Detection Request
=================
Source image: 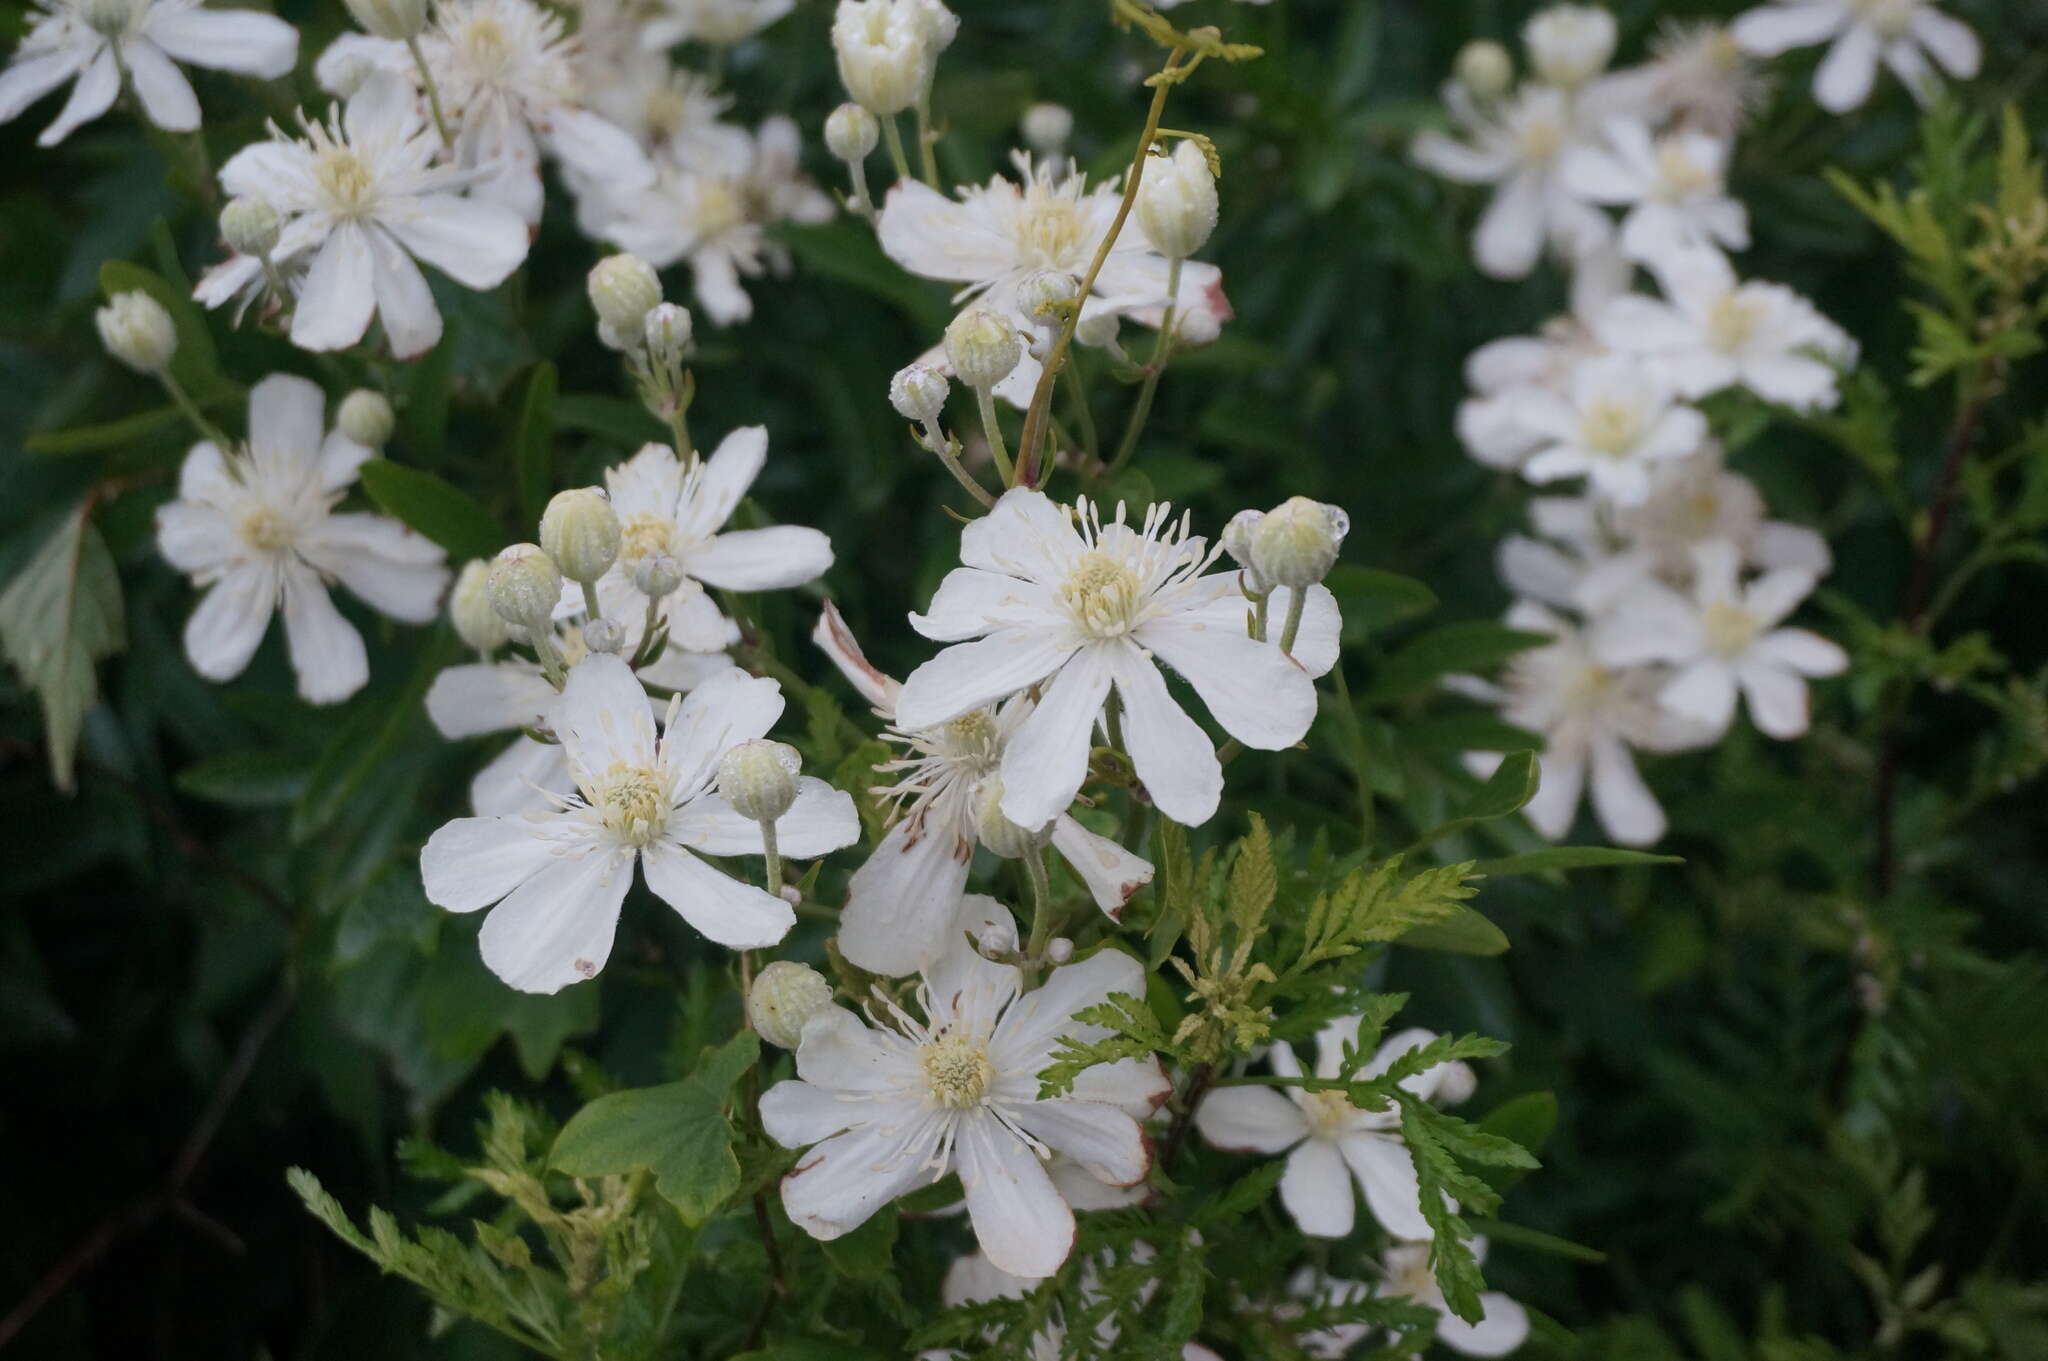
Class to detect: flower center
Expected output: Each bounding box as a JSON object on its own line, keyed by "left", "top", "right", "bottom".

{"left": 1706, "top": 292, "right": 1765, "bottom": 352}
{"left": 314, "top": 148, "right": 376, "bottom": 217}
{"left": 456, "top": 14, "right": 515, "bottom": 79}
{"left": 1518, "top": 115, "right": 1565, "bottom": 164}
{"left": 1685, "top": 490, "right": 1723, "bottom": 535}
{"left": 1856, "top": 0, "right": 1916, "bottom": 39}
{"left": 1581, "top": 398, "right": 1644, "bottom": 457}
{"left": 620, "top": 513, "right": 679, "bottom": 565}
{"left": 78, "top": 0, "right": 136, "bottom": 36}
{"left": 692, "top": 179, "right": 746, "bottom": 236}
{"left": 1655, "top": 142, "right": 1715, "bottom": 200}
{"left": 1302, "top": 1089, "right": 1356, "bottom": 1140}
{"left": 920, "top": 1032, "right": 993, "bottom": 1108}
{"left": 1017, "top": 198, "right": 1084, "bottom": 269}
{"left": 943, "top": 710, "right": 1002, "bottom": 769}
{"left": 597, "top": 762, "right": 666, "bottom": 846}
{"left": 1059, "top": 549, "right": 1143, "bottom": 639}
{"left": 1702, "top": 599, "right": 1758, "bottom": 657}
{"left": 1565, "top": 662, "right": 1614, "bottom": 710}
{"left": 237, "top": 505, "right": 294, "bottom": 553}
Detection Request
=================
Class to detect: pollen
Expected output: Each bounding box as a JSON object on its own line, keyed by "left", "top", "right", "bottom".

{"left": 1706, "top": 293, "right": 1765, "bottom": 353}
{"left": 691, "top": 179, "right": 746, "bottom": 237}
{"left": 597, "top": 762, "right": 666, "bottom": 845}
{"left": 314, "top": 149, "right": 376, "bottom": 217}
{"left": 1654, "top": 142, "right": 1714, "bottom": 200}
{"left": 620, "top": 513, "right": 678, "bottom": 564}
{"left": 1301, "top": 1088, "right": 1357, "bottom": 1140}
{"left": 1581, "top": 398, "right": 1645, "bottom": 458}
{"left": 943, "top": 710, "right": 1001, "bottom": 768}
{"left": 1518, "top": 115, "right": 1565, "bottom": 163}
{"left": 1059, "top": 549, "right": 1143, "bottom": 639}
{"left": 920, "top": 1031, "right": 994, "bottom": 1108}
{"left": 1702, "top": 599, "right": 1759, "bottom": 657}
{"left": 237, "top": 505, "right": 294, "bottom": 553}
{"left": 457, "top": 14, "right": 515, "bottom": 79}
{"left": 1016, "top": 197, "right": 1085, "bottom": 269}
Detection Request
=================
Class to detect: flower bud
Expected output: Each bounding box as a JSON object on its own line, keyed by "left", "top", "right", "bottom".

{"left": 1249, "top": 496, "right": 1349, "bottom": 591}
{"left": 748, "top": 960, "right": 835, "bottom": 1049}
{"left": 977, "top": 917, "right": 1018, "bottom": 958}
{"left": 336, "top": 389, "right": 395, "bottom": 448}
{"left": 344, "top": 0, "right": 426, "bottom": 40}
{"left": 944, "top": 308, "right": 1020, "bottom": 391}
{"left": 96, "top": 291, "right": 177, "bottom": 375}
{"left": 832, "top": 0, "right": 926, "bottom": 116}
{"left": 889, "top": 362, "right": 949, "bottom": 425}
{"left": 588, "top": 254, "right": 663, "bottom": 339}
{"left": 1045, "top": 937, "right": 1074, "bottom": 965}
{"left": 1020, "top": 102, "right": 1073, "bottom": 157}
{"left": 450, "top": 559, "right": 513, "bottom": 653}
{"left": 718, "top": 739, "right": 803, "bottom": 823}
{"left": 583, "top": 616, "right": 625, "bottom": 654}
{"left": 972, "top": 777, "right": 1052, "bottom": 859}
{"left": 644, "top": 302, "right": 693, "bottom": 366}
{"left": 1220, "top": 508, "right": 1269, "bottom": 595}
{"left": 1454, "top": 39, "right": 1514, "bottom": 100}
{"left": 1136, "top": 140, "right": 1218, "bottom": 261}
{"left": 487, "top": 544, "right": 563, "bottom": 634}
{"left": 824, "top": 102, "right": 880, "bottom": 162}
{"left": 630, "top": 553, "right": 685, "bottom": 599}
{"left": 1434, "top": 1060, "right": 1478, "bottom": 1107}
{"left": 1015, "top": 270, "right": 1079, "bottom": 326}
{"left": 1523, "top": 4, "right": 1616, "bottom": 90}
{"left": 219, "top": 196, "right": 280, "bottom": 258}
{"left": 539, "top": 488, "right": 622, "bottom": 586}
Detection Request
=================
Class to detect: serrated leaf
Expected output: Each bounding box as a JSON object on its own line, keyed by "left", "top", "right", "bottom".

{"left": 0, "top": 505, "right": 125, "bottom": 792}
{"left": 357, "top": 459, "right": 505, "bottom": 562}
{"left": 1227, "top": 813, "right": 1276, "bottom": 936}
{"left": 513, "top": 361, "right": 556, "bottom": 526}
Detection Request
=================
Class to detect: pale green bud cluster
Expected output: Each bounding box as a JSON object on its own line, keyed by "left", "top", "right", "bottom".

{"left": 1455, "top": 39, "right": 1515, "bottom": 100}
{"left": 589, "top": 254, "right": 664, "bottom": 348}
{"left": 944, "top": 308, "right": 1021, "bottom": 390}
{"left": 337, "top": 389, "right": 395, "bottom": 448}
{"left": 220, "top": 197, "right": 281, "bottom": 259}
{"left": 540, "top": 488, "right": 623, "bottom": 586}
{"left": 825, "top": 102, "right": 880, "bottom": 162}
{"left": 450, "top": 560, "right": 514, "bottom": 654}
{"left": 1234, "top": 496, "right": 1350, "bottom": 593}
{"left": 718, "top": 739, "right": 803, "bottom": 823}
{"left": 96, "top": 291, "right": 177, "bottom": 375}
{"left": 487, "top": 544, "right": 564, "bottom": 635}
{"left": 1136, "top": 140, "right": 1218, "bottom": 262}
{"left": 748, "top": 961, "right": 835, "bottom": 1049}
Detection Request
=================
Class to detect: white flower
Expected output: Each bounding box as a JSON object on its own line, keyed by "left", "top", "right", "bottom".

{"left": 1286, "top": 1250, "right": 1528, "bottom": 1360}
{"left": 643, "top": 0, "right": 794, "bottom": 49}
{"left": 1561, "top": 120, "right": 1749, "bottom": 262}
{"left": 877, "top": 152, "right": 1232, "bottom": 405}
{"left": 154, "top": 374, "right": 447, "bottom": 704}
{"left": 1594, "top": 540, "right": 1847, "bottom": 739}
{"left": 1194, "top": 1023, "right": 1465, "bottom": 1241}
{"left": 892, "top": 489, "right": 1337, "bottom": 830}
{"left": 1523, "top": 4, "right": 1616, "bottom": 91}
{"left": 1454, "top": 253, "right": 1630, "bottom": 470}
{"left": 563, "top": 429, "right": 832, "bottom": 654}
{"left": 810, "top": 602, "right": 1153, "bottom": 977}
{"left": 1629, "top": 21, "right": 1764, "bottom": 138}
{"left": 219, "top": 72, "right": 530, "bottom": 358}
{"left": 1607, "top": 442, "right": 1834, "bottom": 583}
{"left": 830, "top": 0, "right": 955, "bottom": 116}
{"left": 1412, "top": 84, "right": 1612, "bottom": 280}
{"left": 421, "top": 654, "right": 858, "bottom": 992}
{"left": 0, "top": 0, "right": 295, "bottom": 147}
{"left": 1513, "top": 354, "right": 1708, "bottom": 505}
{"left": 760, "top": 901, "right": 1168, "bottom": 1279}
{"left": 1732, "top": 0, "right": 1980, "bottom": 113}
{"left": 1596, "top": 245, "right": 1855, "bottom": 410}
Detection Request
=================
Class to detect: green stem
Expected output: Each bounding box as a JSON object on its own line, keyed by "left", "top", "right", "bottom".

{"left": 1022, "top": 848, "right": 1054, "bottom": 965}
{"left": 760, "top": 820, "right": 783, "bottom": 895}
{"left": 668, "top": 402, "right": 693, "bottom": 461}
{"left": 880, "top": 116, "right": 912, "bottom": 183}
{"left": 1277, "top": 587, "right": 1307, "bottom": 657}
{"left": 975, "top": 386, "right": 1014, "bottom": 487}
{"left": 1063, "top": 360, "right": 1100, "bottom": 466}
{"left": 1252, "top": 592, "right": 1270, "bottom": 643}
{"left": 913, "top": 94, "right": 939, "bottom": 186}
{"left": 847, "top": 159, "right": 874, "bottom": 219}
{"left": 934, "top": 434, "right": 996, "bottom": 508}
{"left": 407, "top": 37, "right": 454, "bottom": 150}
{"left": 159, "top": 372, "right": 230, "bottom": 448}
{"left": 1103, "top": 257, "right": 1182, "bottom": 483}
{"left": 579, "top": 580, "right": 603, "bottom": 621}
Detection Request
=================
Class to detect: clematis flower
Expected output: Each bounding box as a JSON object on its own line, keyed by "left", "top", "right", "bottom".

{"left": 811, "top": 602, "right": 1152, "bottom": 977}
{"left": 1732, "top": 0, "right": 1979, "bottom": 113}
{"left": 761, "top": 900, "right": 1169, "bottom": 1279}
{"left": 642, "top": 0, "right": 795, "bottom": 49}
{"left": 1512, "top": 353, "right": 1709, "bottom": 505}
{"left": 1285, "top": 1249, "right": 1528, "bottom": 1359}
{"left": 876, "top": 152, "right": 1232, "bottom": 404}
{"left": 155, "top": 373, "right": 447, "bottom": 704}
{"left": 0, "top": 0, "right": 295, "bottom": 147}
{"left": 1592, "top": 539, "right": 1846, "bottom": 740}
{"left": 560, "top": 430, "right": 832, "bottom": 654}
{"left": 1561, "top": 120, "right": 1749, "bottom": 262}
{"left": 1595, "top": 245, "right": 1855, "bottom": 411}
{"left": 219, "top": 70, "right": 530, "bottom": 358}
{"left": 421, "top": 653, "right": 857, "bottom": 993}
{"left": 893, "top": 489, "right": 1338, "bottom": 830}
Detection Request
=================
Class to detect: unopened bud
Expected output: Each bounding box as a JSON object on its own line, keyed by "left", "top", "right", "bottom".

{"left": 1221, "top": 508, "right": 1269, "bottom": 594}
{"left": 1523, "top": 4, "right": 1616, "bottom": 90}
{"left": 1454, "top": 40, "right": 1514, "bottom": 100}
{"left": 630, "top": 553, "right": 685, "bottom": 599}
{"left": 718, "top": 739, "right": 802, "bottom": 823}
{"left": 832, "top": 2, "right": 926, "bottom": 115}
{"left": 824, "top": 102, "right": 880, "bottom": 162}
{"left": 1015, "top": 270, "right": 1079, "bottom": 327}
{"left": 748, "top": 960, "right": 834, "bottom": 1049}
{"left": 977, "top": 917, "right": 1018, "bottom": 958}
{"left": 1136, "top": 139, "right": 1218, "bottom": 261}
{"left": 588, "top": 254, "right": 662, "bottom": 338}
{"left": 644, "top": 302, "right": 693, "bottom": 366}
{"left": 344, "top": 0, "right": 426, "bottom": 39}
{"left": 583, "top": 616, "right": 625, "bottom": 654}
{"left": 337, "top": 389, "right": 394, "bottom": 447}
{"left": 487, "top": 543, "right": 563, "bottom": 634}
{"left": 1434, "top": 1060, "right": 1478, "bottom": 1106}
{"left": 1250, "top": 496, "right": 1349, "bottom": 590}
{"left": 889, "top": 362, "right": 949, "bottom": 425}
{"left": 96, "top": 291, "right": 177, "bottom": 375}
{"left": 972, "top": 777, "right": 1052, "bottom": 859}
{"left": 1020, "top": 101, "right": 1073, "bottom": 157}
{"left": 1045, "top": 937, "right": 1074, "bottom": 965}
{"left": 449, "top": 559, "right": 513, "bottom": 653}
{"left": 944, "top": 308, "right": 1020, "bottom": 390}
{"left": 540, "top": 488, "right": 622, "bottom": 586}
{"left": 220, "top": 197, "right": 280, "bottom": 258}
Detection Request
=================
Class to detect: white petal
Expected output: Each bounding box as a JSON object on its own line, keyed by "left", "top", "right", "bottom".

{"left": 425, "top": 662, "right": 555, "bottom": 739}
{"left": 1746, "top": 567, "right": 1819, "bottom": 628}
{"left": 1105, "top": 642, "right": 1223, "bottom": 827}
{"left": 658, "top": 669, "right": 785, "bottom": 795}
{"left": 1279, "top": 584, "right": 1342, "bottom": 679}
{"left": 1411, "top": 129, "right": 1513, "bottom": 184}
{"left": 958, "top": 487, "right": 1084, "bottom": 582}
{"left": 1138, "top": 603, "right": 1318, "bottom": 750}
{"left": 838, "top": 810, "right": 975, "bottom": 977}
{"left": 37, "top": 44, "right": 117, "bottom": 146}
{"left": 365, "top": 225, "right": 442, "bottom": 360}
{"left": 544, "top": 107, "right": 654, "bottom": 190}
{"left": 1008, "top": 1100, "right": 1148, "bottom": 1187}
{"left": 1660, "top": 659, "right": 1739, "bottom": 734}
{"left": 145, "top": 7, "right": 297, "bottom": 76}
{"left": 0, "top": 47, "right": 90, "bottom": 126}
{"left": 421, "top": 813, "right": 573, "bottom": 910}
{"left": 248, "top": 373, "right": 325, "bottom": 462}
{"left": 290, "top": 223, "right": 378, "bottom": 353}
{"left": 384, "top": 193, "right": 530, "bottom": 291}
{"left": 1439, "top": 1294, "right": 1532, "bottom": 1357}
{"left": 1910, "top": 8, "right": 1980, "bottom": 78}
{"left": 640, "top": 841, "right": 795, "bottom": 948}
{"left": 1587, "top": 733, "right": 1667, "bottom": 845}
{"left": 121, "top": 40, "right": 199, "bottom": 132}
{"left": 1523, "top": 746, "right": 1587, "bottom": 840}
{"left": 876, "top": 178, "right": 1021, "bottom": 284}
{"left": 635, "top": 644, "right": 736, "bottom": 694}
{"left": 1341, "top": 1133, "right": 1431, "bottom": 1240}
{"left": 679, "top": 425, "right": 767, "bottom": 539}
{"left": 1049, "top": 815, "right": 1152, "bottom": 917}
{"left": 895, "top": 628, "right": 1077, "bottom": 731}
{"left": 557, "top": 653, "right": 658, "bottom": 780}
{"left": 811, "top": 601, "right": 901, "bottom": 713}
{"left": 299, "top": 512, "right": 448, "bottom": 622}
{"left": 184, "top": 561, "right": 277, "bottom": 682}
{"left": 477, "top": 845, "right": 634, "bottom": 993}
{"left": 156, "top": 502, "right": 234, "bottom": 576}
{"left": 1474, "top": 172, "right": 1546, "bottom": 280}
{"left": 1814, "top": 24, "right": 1882, "bottom": 112}
{"left": 470, "top": 737, "right": 569, "bottom": 815}
{"left": 1752, "top": 628, "right": 1846, "bottom": 677}
{"left": 996, "top": 645, "right": 1113, "bottom": 830}
{"left": 1280, "top": 1138, "right": 1356, "bottom": 1238}
{"left": 911, "top": 567, "right": 1063, "bottom": 642}
{"left": 793, "top": 1006, "right": 920, "bottom": 1094}
{"left": 780, "top": 1114, "right": 941, "bottom": 1239}
{"left": 686, "top": 526, "right": 833, "bottom": 592}
{"left": 1559, "top": 143, "right": 1643, "bottom": 204}
{"left": 957, "top": 1114, "right": 1075, "bottom": 1279}
{"left": 1739, "top": 662, "right": 1812, "bottom": 739}
{"left": 1067, "top": 1056, "right": 1172, "bottom": 1122}
{"left": 1732, "top": 2, "right": 1846, "bottom": 55}
{"left": 989, "top": 945, "right": 1144, "bottom": 1074}
{"left": 281, "top": 559, "right": 367, "bottom": 704}
{"left": 759, "top": 1079, "right": 864, "bottom": 1146}
{"left": 672, "top": 779, "right": 858, "bottom": 859}
{"left": 1194, "top": 1085, "right": 1309, "bottom": 1154}
{"left": 1594, "top": 295, "right": 1697, "bottom": 353}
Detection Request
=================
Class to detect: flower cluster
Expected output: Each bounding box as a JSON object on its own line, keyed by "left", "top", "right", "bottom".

{"left": 1410, "top": 4, "right": 1902, "bottom": 844}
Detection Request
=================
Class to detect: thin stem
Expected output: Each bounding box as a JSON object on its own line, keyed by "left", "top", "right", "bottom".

{"left": 913, "top": 94, "right": 939, "bottom": 186}
{"left": 407, "top": 37, "right": 454, "bottom": 150}
{"left": 1251, "top": 592, "right": 1270, "bottom": 643}
{"left": 1156, "top": 1061, "right": 1216, "bottom": 1171}
{"left": 159, "top": 372, "right": 230, "bottom": 448}
{"left": 579, "top": 580, "right": 603, "bottom": 621}
{"left": 668, "top": 402, "right": 693, "bottom": 461}
{"left": 880, "top": 115, "right": 913, "bottom": 183}
{"left": 760, "top": 820, "right": 783, "bottom": 896}
{"left": 1277, "top": 587, "right": 1308, "bottom": 657}
{"left": 974, "top": 385, "right": 1014, "bottom": 487}
{"left": 846, "top": 159, "right": 874, "bottom": 219}
{"left": 1103, "top": 257, "right": 1182, "bottom": 483}
{"left": 1022, "top": 848, "right": 1054, "bottom": 965}
{"left": 1062, "top": 360, "right": 1100, "bottom": 466}
{"left": 932, "top": 433, "right": 996, "bottom": 508}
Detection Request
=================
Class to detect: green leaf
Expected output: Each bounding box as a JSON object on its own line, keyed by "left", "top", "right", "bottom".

{"left": 1477, "top": 1091, "right": 1557, "bottom": 1158}
{"left": 776, "top": 221, "right": 951, "bottom": 328}
{"left": 292, "top": 637, "right": 444, "bottom": 841}
{"left": 1473, "top": 847, "right": 1682, "bottom": 876}
{"left": 98, "top": 259, "right": 239, "bottom": 405}
{"left": 0, "top": 505, "right": 126, "bottom": 792}
{"left": 1466, "top": 1216, "right": 1606, "bottom": 1263}
{"left": 26, "top": 404, "right": 184, "bottom": 457}
{"left": 512, "top": 361, "right": 556, "bottom": 527}
{"left": 1399, "top": 905, "right": 1510, "bottom": 956}
{"left": 1402, "top": 751, "right": 1538, "bottom": 853}
{"left": 550, "top": 1030, "right": 761, "bottom": 1225}
{"left": 357, "top": 459, "right": 505, "bottom": 562}
{"left": 1365, "top": 623, "right": 1547, "bottom": 701}
{"left": 820, "top": 1203, "right": 898, "bottom": 1277}
{"left": 555, "top": 394, "right": 669, "bottom": 445}
{"left": 1326, "top": 564, "right": 1436, "bottom": 642}
{"left": 174, "top": 748, "right": 311, "bottom": 807}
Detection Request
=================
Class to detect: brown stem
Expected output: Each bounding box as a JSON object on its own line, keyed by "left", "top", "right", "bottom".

{"left": 1156, "top": 1061, "right": 1217, "bottom": 1171}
